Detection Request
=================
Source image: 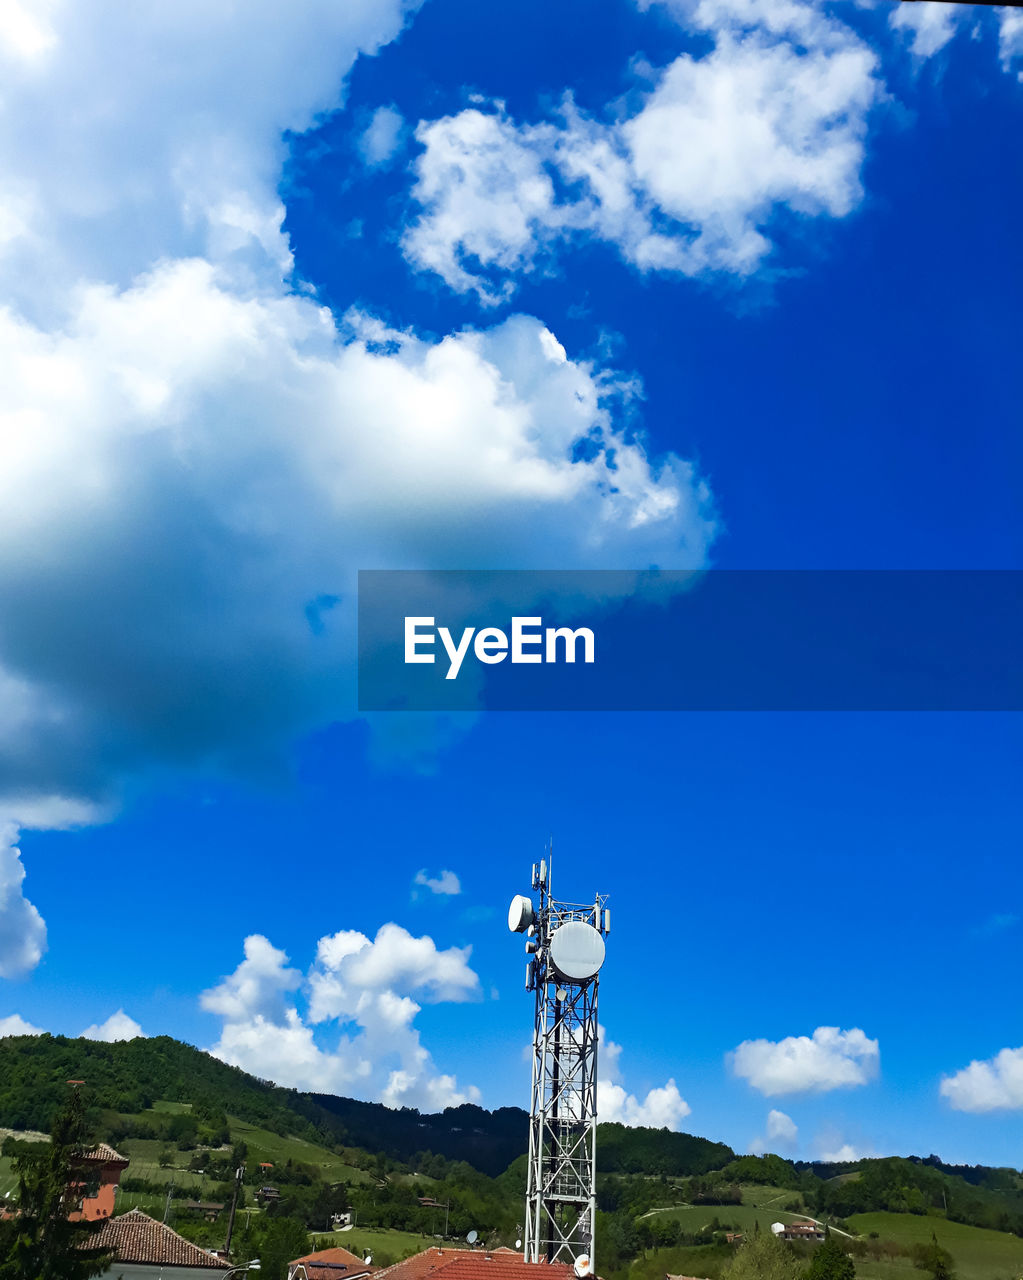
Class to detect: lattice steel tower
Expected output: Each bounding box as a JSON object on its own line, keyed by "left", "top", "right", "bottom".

{"left": 508, "top": 855, "right": 610, "bottom": 1271}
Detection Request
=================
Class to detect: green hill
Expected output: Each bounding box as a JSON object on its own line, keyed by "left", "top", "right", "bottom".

{"left": 0, "top": 1032, "right": 733, "bottom": 1179}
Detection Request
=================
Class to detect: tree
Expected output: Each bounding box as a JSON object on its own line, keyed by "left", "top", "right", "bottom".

{"left": 804, "top": 1230, "right": 855, "bottom": 1280}
{"left": 251, "top": 1216, "right": 311, "bottom": 1280}
{"left": 721, "top": 1231, "right": 804, "bottom": 1280}
{"left": 913, "top": 1233, "right": 956, "bottom": 1280}
{"left": 0, "top": 1088, "right": 114, "bottom": 1280}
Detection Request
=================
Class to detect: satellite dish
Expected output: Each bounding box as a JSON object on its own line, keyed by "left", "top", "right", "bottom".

{"left": 574, "top": 1256, "right": 592, "bottom": 1277}
{"left": 515, "top": 1240, "right": 522, "bottom": 1250}
{"left": 549, "top": 920, "right": 605, "bottom": 981}
{"left": 467, "top": 1230, "right": 479, "bottom": 1245}
{"left": 507, "top": 895, "right": 534, "bottom": 933}
{"left": 364, "top": 1256, "right": 373, "bottom": 1265}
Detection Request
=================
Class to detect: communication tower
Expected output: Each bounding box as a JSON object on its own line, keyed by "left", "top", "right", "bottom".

{"left": 508, "top": 853, "right": 610, "bottom": 1271}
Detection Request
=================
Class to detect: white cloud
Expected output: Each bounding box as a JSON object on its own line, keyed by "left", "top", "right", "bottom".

{"left": 360, "top": 105, "right": 406, "bottom": 168}
{"left": 818, "top": 1139, "right": 867, "bottom": 1162}
{"left": 749, "top": 1107, "right": 798, "bottom": 1154}
{"left": 203, "top": 924, "right": 481, "bottom": 1110}
{"left": 0, "top": 1012, "right": 45, "bottom": 1036}
{"left": 0, "top": 281, "right": 714, "bottom": 826}
{"left": 0, "top": 0, "right": 717, "bottom": 958}
{"left": 597, "top": 1026, "right": 692, "bottom": 1129}
{"left": 404, "top": 0, "right": 880, "bottom": 299}
{"left": 940, "top": 1046, "right": 1023, "bottom": 1112}
{"left": 0, "top": 823, "right": 46, "bottom": 978}
{"left": 0, "top": 0, "right": 420, "bottom": 320}
{"left": 729, "top": 1026, "right": 880, "bottom": 1095}
{"left": 767, "top": 1107, "right": 798, "bottom": 1142}
{"left": 888, "top": 2, "right": 961, "bottom": 58}
{"left": 414, "top": 868, "right": 462, "bottom": 896}
{"left": 79, "top": 1009, "right": 145, "bottom": 1042}
{"left": 999, "top": 8, "right": 1023, "bottom": 77}
{"left": 201, "top": 935, "right": 302, "bottom": 1023}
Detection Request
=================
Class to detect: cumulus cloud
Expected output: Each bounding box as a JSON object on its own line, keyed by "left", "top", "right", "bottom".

{"left": 0, "top": 0, "right": 717, "bottom": 963}
{"left": 750, "top": 1106, "right": 799, "bottom": 1153}
{"left": 940, "top": 1046, "right": 1023, "bottom": 1112}
{"left": 818, "top": 1140, "right": 867, "bottom": 1162}
{"left": 0, "top": 282, "right": 714, "bottom": 826}
{"left": 413, "top": 869, "right": 462, "bottom": 896}
{"left": 0, "top": 0, "right": 420, "bottom": 319}
{"left": 360, "top": 105, "right": 407, "bottom": 168}
{"left": 999, "top": 8, "right": 1023, "bottom": 76}
{"left": 203, "top": 924, "right": 481, "bottom": 1109}
{"left": 79, "top": 1009, "right": 145, "bottom": 1042}
{"left": 729, "top": 1026, "right": 880, "bottom": 1095}
{"left": 0, "top": 1012, "right": 45, "bottom": 1036}
{"left": 403, "top": 0, "right": 880, "bottom": 299}
{"left": 888, "top": 2, "right": 961, "bottom": 58}
{"left": 598, "top": 1026, "right": 692, "bottom": 1129}
{"left": 0, "top": 824, "right": 47, "bottom": 979}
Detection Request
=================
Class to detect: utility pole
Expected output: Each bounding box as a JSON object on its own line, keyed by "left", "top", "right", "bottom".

{"left": 224, "top": 1165, "right": 244, "bottom": 1258}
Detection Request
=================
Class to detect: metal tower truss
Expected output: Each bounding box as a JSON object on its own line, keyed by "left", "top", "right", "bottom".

{"left": 509, "top": 858, "right": 610, "bottom": 1271}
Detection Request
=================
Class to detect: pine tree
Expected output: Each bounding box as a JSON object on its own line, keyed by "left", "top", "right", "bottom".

{"left": 0, "top": 1088, "right": 114, "bottom": 1280}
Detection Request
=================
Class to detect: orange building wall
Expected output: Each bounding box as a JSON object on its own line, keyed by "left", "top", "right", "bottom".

{"left": 70, "top": 1159, "right": 126, "bottom": 1221}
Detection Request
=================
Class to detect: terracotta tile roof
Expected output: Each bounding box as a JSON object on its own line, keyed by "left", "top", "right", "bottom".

{"left": 80, "top": 1142, "right": 128, "bottom": 1165}
{"left": 372, "top": 1247, "right": 575, "bottom": 1280}
{"left": 291, "top": 1245, "right": 378, "bottom": 1277}
{"left": 94, "top": 1209, "right": 229, "bottom": 1268}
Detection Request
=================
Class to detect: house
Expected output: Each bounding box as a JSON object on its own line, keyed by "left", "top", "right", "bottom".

{"left": 92, "top": 1207, "right": 229, "bottom": 1277}
{"left": 773, "top": 1221, "right": 825, "bottom": 1242}
{"left": 288, "top": 1244, "right": 378, "bottom": 1280}
{"left": 71, "top": 1142, "right": 130, "bottom": 1221}
{"left": 368, "top": 1245, "right": 577, "bottom": 1280}
{"left": 184, "top": 1199, "right": 226, "bottom": 1222}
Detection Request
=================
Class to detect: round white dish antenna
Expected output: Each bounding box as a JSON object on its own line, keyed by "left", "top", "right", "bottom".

{"left": 507, "top": 895, "right": 534, "bottom": 933}
{"left": 467, "top": 1230, "right": 479, "bottom": 1245}
{"left": 515, "top": 1240, "right": 522, "bottom": 1250}
{"left": 574, "top": 1256, "right": 592, "bottom": 1277}
{"left": 549, "top": 920, "right": 605, "bottom": 981}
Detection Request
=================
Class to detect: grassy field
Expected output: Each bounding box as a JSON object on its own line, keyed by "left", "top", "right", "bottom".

{"left": 847, "top": 1212, "right": 1023, "bottom": 1280}
{"left": 0, "top": 1154, "right": 16, "bottom": 1201}
{"left": 319, "top": 1226, "right": 464, "bottom": 1263}
{"left": 226, "top": 1117, "right": 372, "bottom": 1184}
{"left": 651, "top": 1203, "right": 810, "bottom": 1235}
{"left": 741, "top": 1185, "right": 807, "bottom": 1212}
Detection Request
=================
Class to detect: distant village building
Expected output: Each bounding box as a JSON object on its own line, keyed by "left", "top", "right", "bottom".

{"left": 288, "top": 1245, "right": 378, "bottom": 1280}
{"left": 725, "top": 1233, "right": 744, "bottom": 1245}
{"left": 771, "top": 1221, "right": 826, "bottom": 1242}
{"left": 71, "top": 1143, "right": 130, "bottom": 1221}
{"left": 93, "top": 1207, "right": 229, "bottom": 1277}
{"left": 183, "top": 1199, "right": 226, "bottom": 1222}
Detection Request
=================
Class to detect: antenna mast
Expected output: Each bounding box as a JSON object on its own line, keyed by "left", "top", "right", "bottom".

{"left": 509, "top": 848, "right": 610, "bottom": 1270}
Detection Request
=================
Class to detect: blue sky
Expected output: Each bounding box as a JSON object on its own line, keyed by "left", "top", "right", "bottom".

{"left": 0, "top": 0, "right": 1021, "bottom": 1168}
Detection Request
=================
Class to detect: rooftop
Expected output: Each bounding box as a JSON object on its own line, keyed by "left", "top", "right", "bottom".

{"left": 93, "top": 1208, "right": 229, "bottom": 1268}
{"left": 79, "top": 1142, "right": 128, "bottom": 1166}
{"left": 290, "top": 1245, "right": 379, "bottom": 1280}
{"left": 372, "top": 1246, "right": 576, "bottom": 1280}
